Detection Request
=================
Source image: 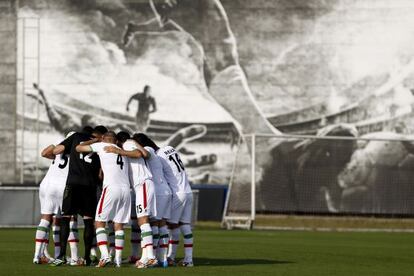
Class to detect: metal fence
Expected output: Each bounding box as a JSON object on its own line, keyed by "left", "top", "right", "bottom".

{"left": 223, "top": 128, "right": 414, "bottom": 229}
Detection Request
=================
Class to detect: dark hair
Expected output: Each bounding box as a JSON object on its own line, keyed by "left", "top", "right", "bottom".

{"left": 132, "top": 133, "right": 159, "bottom": 151}
{"left": 143, "top": 85, "right": 150, "bottom": 92}
{"left": 116, "top": 131, "right": 130, "bottom": 144}
{"left": 103, "top": 131, "right": 117, "bottom": 139}
{"left": 82, "top": 126, "right": 94, "bottom": 135}
{"left": 94, "top": 125, "right": 108, "bottom": 135}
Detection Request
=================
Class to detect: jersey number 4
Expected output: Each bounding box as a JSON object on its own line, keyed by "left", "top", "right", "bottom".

{"left": 169, "top": 153, "right": 185, "bottom": 172}
{"left": 116, "top": 154, "right": 124, "bottom": 170}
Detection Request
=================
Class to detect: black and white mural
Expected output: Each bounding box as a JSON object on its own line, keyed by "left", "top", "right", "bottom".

{"left": 13, "top": 0, "right": 414, "bottom": 215}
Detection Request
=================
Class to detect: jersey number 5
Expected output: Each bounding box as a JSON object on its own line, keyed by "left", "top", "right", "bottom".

{"left": 169, "top": 153, "right": 185, "bottom": 172}
{"left": 116, "top": 154, "right": 124, "bottom": 170}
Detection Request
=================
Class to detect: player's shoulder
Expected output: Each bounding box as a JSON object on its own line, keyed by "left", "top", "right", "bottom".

{"left": 145, "top": 146, "right": 155, "bottom": 154}
{"left": 123, "top": 139, "right": 136, "bottom": 149}
{"left": 157, "top": 146, "right": 176, "bottom": 156}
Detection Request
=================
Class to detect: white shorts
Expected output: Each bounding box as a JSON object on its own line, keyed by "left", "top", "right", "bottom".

{"left": 168, "top": 192, "right": 193, "bottom": 224}
{"left": 95, "top": 186, "right": 131, "bottom": 224}
{"left": 39, "top": 178, "right": 65, "bottom": 216}
{"left": 154, "top": 194, "right": 172, "bottom": 221}
{"left": 134, "top": 179, "right": 157, "bottom": 219}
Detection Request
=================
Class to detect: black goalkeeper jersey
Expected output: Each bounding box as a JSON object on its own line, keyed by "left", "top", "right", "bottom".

{"left": 60, "top": 132, "right": 101, "bottom": 187}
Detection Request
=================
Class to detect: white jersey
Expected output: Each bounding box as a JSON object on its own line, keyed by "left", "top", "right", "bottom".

{"left": 145, "top": 147, "right": 172, "bottom": 196}
{"left": 157, "top": 146, "right": 191, "bottom": 194}
{"left": 123, "top": 139, "right": 152, "bottom": 186}
{"left": 90, "top": 142, "right": 130, "bottom": 189}
{"left": 42, "top": 141, "right": 70, "bottom": 185}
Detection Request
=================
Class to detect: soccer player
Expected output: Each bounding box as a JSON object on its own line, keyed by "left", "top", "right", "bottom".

{"left": 158, "top": 145, "right": 194, "bottom": 267}
{"left": 126, "top": 85, "right": 157, "bottom": 132}
{"left": 51, "top": 125, "right": 107, "bottom": 266}
{"left": 132, "top": 133, "right": 176, "bottom": 267}
{"left": 76, "top": 131, "right": 131, "bottom": 267}
{"left": 130, "top": 133, "right": 193, "bottom": 266}
{"left": 115, "top": 131, "right": 142, "bottom": 264}
{"left": 105, "top": 134, "right": 158, "bottom": 268}
{"left": 33, "top": 132, "right": 74, "bottom": 264}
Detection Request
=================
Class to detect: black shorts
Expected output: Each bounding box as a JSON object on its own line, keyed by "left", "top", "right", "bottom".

{"left": 61, "top": 185, "right": 98, "bottom": 217}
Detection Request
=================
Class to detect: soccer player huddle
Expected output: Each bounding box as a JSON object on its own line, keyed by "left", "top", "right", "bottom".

{"left": 33, "top": 125, "right": 194, "bottom": 268}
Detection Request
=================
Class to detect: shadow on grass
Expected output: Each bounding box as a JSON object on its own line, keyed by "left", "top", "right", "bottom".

{"left": 193, "top": 258, "right": 294, "bottom": 266}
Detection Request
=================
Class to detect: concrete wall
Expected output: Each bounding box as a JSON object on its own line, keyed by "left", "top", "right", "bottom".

{"left": 0, "top": 0, "right": 17, "bottom": 184}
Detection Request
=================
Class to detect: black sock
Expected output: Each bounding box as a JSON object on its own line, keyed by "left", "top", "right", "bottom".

{"left": 83, "top": 218, "right": 95, "bottom": 262}
{"left": 58, "top": 216, "right": 71, "bottom": 259}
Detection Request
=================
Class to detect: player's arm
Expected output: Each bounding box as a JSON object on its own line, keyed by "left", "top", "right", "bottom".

{"left": 104, "top": 146, "right": 144, "bottom": 159}
{"left": 126, "top": 93, "right": 139, "bottom": 111}
{"left": 52, "top": 145, "right": 65, "bottom": 155}
{"left": 41, "top": 144, "right": 56, "bottom": 160}
{"left": 53, "top": 134, "right": 75, "bottom": 155}
{"left": 76, "top": 144, "right": 93, "bottom": 153}
{"left": 150, "top": 97, "right": 157, "bottom": 113}
{"left": 160, "top": 156, "right": 179, "bottom": 190}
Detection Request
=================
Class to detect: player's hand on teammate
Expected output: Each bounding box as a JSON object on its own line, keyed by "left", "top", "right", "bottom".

{"left": 104, "top": 145, "right": 120, "bottom": 154}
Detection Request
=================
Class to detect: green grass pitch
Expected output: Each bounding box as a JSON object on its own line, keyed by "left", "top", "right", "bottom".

{"left": 1, "top": 227, "right": 414, "bottom": 275}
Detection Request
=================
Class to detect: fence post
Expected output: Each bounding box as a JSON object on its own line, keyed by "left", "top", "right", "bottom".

{"left": 251, "top": 133, "right": 256, "bottom": 228}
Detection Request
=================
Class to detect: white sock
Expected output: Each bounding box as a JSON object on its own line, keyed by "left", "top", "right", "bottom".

{"left": 43, "top": 238, "right": 53, "bottom": 259}
{"left": 68, "top": 220, "right": 79, "bottom": 261}
{"left": 167, "top": 227, "right": 180, "bottom": 260}
{"left": 91, "top": 237, "right": 98, "bottom": 257}
{"left": 140, "top": 223, "right": 154, "bottom": 260}
{"left": 96, "top": 227, "right": 109, "bottom": 259}
{"left": 158, "top": 226, "right": 169, "bottom": 262}
{"left": 34, "top": 219, "right": 50, "bottom": 259}
{"left": 180, "top": 224, "right": 193, "bottom": 262}
{"left": 115, "top": 230, "right": 125, "bottom": 265}
{"left": 107, "top": 222, "right": 115, "bottom": 257}
{"left": 151, "top": 226, "right": 159, "bottom": 253}
{"left": 131, "top": 223, "right": 141, "bottom": 258}
{"left": 52, "top": 225, "right": 61, "bottom": 259}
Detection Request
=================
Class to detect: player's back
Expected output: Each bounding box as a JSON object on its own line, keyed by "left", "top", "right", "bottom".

{"left": 61, "top": 132, "right": 101, "bottom": 187}
{"left": 90, "top": 142, "right": 130, "bottom": 189}
{"left": 157, "top": 146, "right": 191, "bottom": 194}
{"left": 123, "top": 139, "right": 152, "bottom": 186}
{"left": 145, "top": 146, "right": 171, "bottom": 196}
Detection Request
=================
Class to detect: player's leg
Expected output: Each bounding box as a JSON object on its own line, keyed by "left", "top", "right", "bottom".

{"left": 130, "top": 217, "right": 141, "bottom": 263}
{"left": 107, "top": 221, "right": 115, "bottom": 258}
{"left": 135, "top": 181, "right": 158, "bottom": 268}
{"left": 155, "top": 194, "right": 172, "bottom": 267}
{"left": 113, "top": 223, "right": 125, "bottom": 267}
{"left": 94, "top": 186, "right": 112, "bottom": 267}
{"left": 167, "top": 193, "right": 185, "bottom": 265}
{"left": 95, "top": 221, "right": 111, "bottom": 267}
{"left": 150, "top": 220, "right": 160, "bottom": 259}
{"left": 128, "top": 188, "right": 141, "bottom": 263}
{"left": 33, "top": 214, "right": 53, "bottom": 264}
{"left": 158, "top": 219, "right": 170, "bottom": 267}
{"left": 112, "top": 189, "right": 131, "bottom": 268}
{"left": 51, "top": 184, "right": 74, "bottom": 266}
{"left": 81, "top": 186, "right": 99, "bottom": 266}
{"left": 52, "top": 216, "right": 61, "bottom": 259}
{"left": 178, "top": 193, "right": 194, "bottom": 267}
{"left": 90, "top": 237, "right": 99, "bottom": 264}
{"left": 68, "top": 216, "right": 80, "bottom": 265}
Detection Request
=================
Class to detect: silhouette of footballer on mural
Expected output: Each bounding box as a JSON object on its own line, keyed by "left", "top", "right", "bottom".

{"left": 126, "top": 85, "right": 157, "bottom": 132}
